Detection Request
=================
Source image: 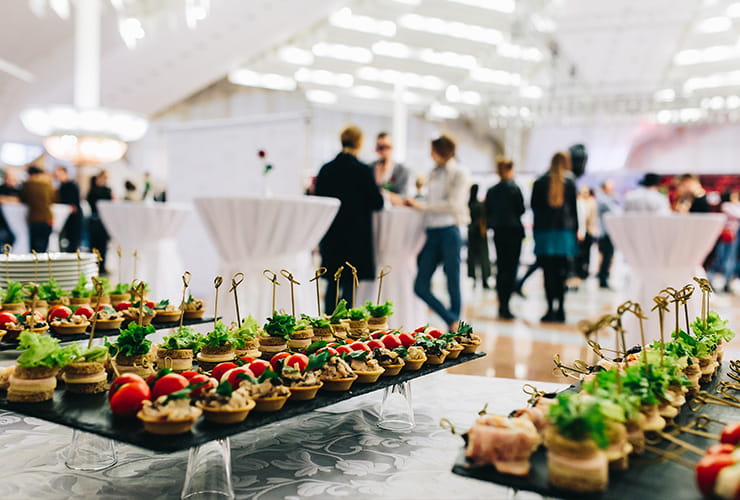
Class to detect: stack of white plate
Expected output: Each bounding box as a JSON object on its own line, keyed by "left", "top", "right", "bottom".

{"left": 0, "top": 252, "right": 99, "bottom": 290}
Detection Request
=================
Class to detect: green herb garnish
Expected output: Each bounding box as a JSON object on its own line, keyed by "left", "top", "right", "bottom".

{"left": 547, "top": 393, "right": 612, "bottom": 448}
{"left": 3, "top": 281, "right": 25, "bottom": 303}
{"left": 70, "top": 273, "right": 92, "bottom": 298}
{"left": 364, "top": 300, "right": 393, "bottom": 318}
{"left": 263, "top": 313, "right": 295, "bottom": 339}
{"left": 106, "top": 323, "right": 155, "bottom": 356}
{"left": 202, "top": 320, "right": 238, "bottom": 348}
{"left": 348, "top": 307, "right": 369, "bottom": 321}
{"left": 329, "top": 299, "right": 348, "bottom": 324}
{"left": 16, "top": 331, "right": 78, "bottom": 368}
{"left": 161, "top": 326, "right": 202, "bottom": 351}
{"left": 38, "top": 278, "right": 67, "bottom": 301}
{"left": 112, "top": 283, "right": 131, "bottom": 296}
{"left": 75, "top": 345, "right": 109, "bottom": 362}
{"left": 300, "top": 314, "right": 331, "bottom": 329}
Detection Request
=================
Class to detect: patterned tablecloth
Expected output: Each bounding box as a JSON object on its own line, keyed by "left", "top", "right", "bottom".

{"left": 0, "top": 374, "right": 563, "bottom": 500}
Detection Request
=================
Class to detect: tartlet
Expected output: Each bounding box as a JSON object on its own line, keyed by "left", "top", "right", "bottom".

{"left": 403, "top": 346, "right": 427, "bottom": 371}
{"left": 281, "top": 365, "right": 323, "bottom": 401}
{"left": 196, "top": 387, "right": 256, "bottom": 424}
{"left": 238, "top": 378, "right": 291, "bottom": 412}
{"left": 51, "top": 314, "right": 90, "bottom": 335}
{"left": 320, "top": 356, "right": 357, "bottom": 391}
{"left": 349, "top": 355, "right": 385, "bottom": 383}
{"left": 137, "top": 396, "right": 202, "bottom": 434}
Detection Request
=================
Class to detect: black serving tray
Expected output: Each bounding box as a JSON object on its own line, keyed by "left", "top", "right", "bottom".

{"left": 0, "top": 316, "right": 218, "bottom": 351}
{"left": 0, "top": 351, "right": 485, "bottom": 452}
{"left": 452, "top": 364, "right": 735, "bottom": 500}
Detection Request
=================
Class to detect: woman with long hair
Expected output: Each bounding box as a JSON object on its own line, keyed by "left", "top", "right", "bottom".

{"left": 466, "top": 184, "right": 490, "bottom": 289}
{"left": 530, "top": 152, "right": 578, "bottom": 322}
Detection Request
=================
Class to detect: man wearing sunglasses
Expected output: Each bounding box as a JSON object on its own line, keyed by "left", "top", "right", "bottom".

{"left": 372, "top": 132, "right": 410, "bottom": 205}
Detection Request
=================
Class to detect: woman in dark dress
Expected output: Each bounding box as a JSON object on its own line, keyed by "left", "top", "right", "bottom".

{"left": 87, "top": 171, "right": 113, "bottom": 274}
{"left": 466, "top": 184, "right": 490, "bottom": 289}
{"left": 531, "top": 152, "right": 578, "bottom": 323}
{"left": 485, "top": 157, "right": 525, "bottom": 319}
{"left": 314, "top": 125, "right": 384, "bottom": 313}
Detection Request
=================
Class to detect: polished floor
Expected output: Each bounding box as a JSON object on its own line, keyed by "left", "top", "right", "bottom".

{"left": 445, "top": 269, "right": 740, "bottom": 383}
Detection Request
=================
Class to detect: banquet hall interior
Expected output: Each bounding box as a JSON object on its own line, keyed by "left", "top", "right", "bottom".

{"left": 2, "top": 0, "right": 740, "bottom": 499}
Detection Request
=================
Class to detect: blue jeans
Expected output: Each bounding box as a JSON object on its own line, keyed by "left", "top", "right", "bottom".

{"left": 712, "top": 236, "right": 739, "bottom": 284}
{"left": 414, "top": 226, "right": 462, "bottom": 327}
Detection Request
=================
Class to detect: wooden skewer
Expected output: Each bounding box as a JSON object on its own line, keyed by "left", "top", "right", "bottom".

{"left": 229, "top": 272, "right": 245, "bottom": 325}
{"left": 179, "top": 272, "right": 191, "bottom": 330}
{"left": 657, "top": 431, "right": 705, "bottom": 455}
{"left": 280, "top": 269, "right": 301, "bottom": 317}
{"left": 117, "top": 246, "right": 123, "bottom": 287}
{"left": 344, "top": 261, "right": 359, "bottom": 308}
{"left": 652, "top": 295, "right": 670, "bottom": 366}
{"left": 89, "top": 277, "right": 105, "bottom": 349}
{"left": 132, "top": 250, "right": 139, "bottom": 281}
{"left": 47, "top": 252, "right": 52, "bottom": 279}
{"left": 76, "top": 249, "right": 82, "bottom": 278}
{"left": 309, "top": 267, "right": 327, "bottom": 316}
{"left": 3, "top": 244, "right": 10, "bottom": 284}
{"left": 376, "top": 265, "right": 392, "bottom": 305}
{"left": 31, "top": 250, "right": 38, "bottom": 282}
{"left": 213, "top": 276, "right": 223, "bottom": 327}
{"left": 262, "top": 270, "right": 280, "bottom": 313}
{"left": 333, "top": 266, "right": 344, "bottom": 308}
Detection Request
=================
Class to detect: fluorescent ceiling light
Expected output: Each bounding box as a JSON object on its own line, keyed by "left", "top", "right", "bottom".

{"left": 356, "top": 66, "right": 444, "bottom": 90}
{"left": 420, "top": 48, "right": 477, "bottom": 68}
{"left": 294, "top": 68, "right": 353, "bottom": 88}
{"left": 520, "top": 85, "right": 543, "bottom": 99}
{"left": 684, "top": 70, "right": 740, "bottom": 92}
{"left": 429, "top": 102, "right": 460, "bottom": 119}
{"left": 372, "top": 41, "right": 412, "bottom": 58}
{"left": 445, "top": 85, "right": 481, "bottom": 105}
{"left": 279, "top": 47, "right": 314, "bottom": 65}
{"left": 228, "top": 69, "right": 297, "bottom": 91}
{"left": 0, "top": 142, "right": 44, "bottom": 166}
{"left": 447, "top": 0, "right": 515, "bottom": 13}
{"left": 497, "top": 42, "right": 543, "bottom": 62}
{"left": 399, "top": 13, "right": 503, "bottom": 45}
{"left": 329, "top": 7, "right": 396, "bottom": 37}
{"left": 312, "top": 42, "right": 373, "bottom": 63}
{"left": 305, "top": 89, "right": 337, "bottom": 104}
{"left": 654, "top": 88, "right": 675, "bottom": 102}
{"left": 674, "top": 45, "right": 739, "bottom": 65}
{"left": 696, "top": 16, "right": 732, "bottom": 33}
{"left": 470, "top": 67, "right": 521, "bottom": 85}
{"left": 351, "top": 85, "right": 384, "bottom": 99}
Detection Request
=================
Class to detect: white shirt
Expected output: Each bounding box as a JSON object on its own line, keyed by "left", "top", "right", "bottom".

{"left": 421, "top": 160, "right": 471, "bottom": 228}
{"left": 623, "top": 187, "right": 671, "bottom": 215}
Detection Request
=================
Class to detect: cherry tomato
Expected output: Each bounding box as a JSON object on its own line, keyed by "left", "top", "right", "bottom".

{"left": 399, "top": 332, "right": 416, "bottom": 348}
{"left": 223, "top": 366, "right": 255, "bottom": 389}
{"left": 414, "top": 325, "right": 428, "bottom": 333}
{"left": 349, "top": 341, "right": 370, "bottom": 352}
{"left": 708, "top": 444, "right": 736, "bottom": 455}
{"left": 696, "top": 453, "right": 737, "bottom": 497}
{"left": 74, "top": 305, "right": 95, "bottom": 319}
{"left": 180, "top": 370, "right": 200, "bottom": 381}
{"left": 327, "top": 342, "right": 341, "bottom": 348}
{"left": 96, "top": 303, "right": 112, "bottom": 311}
{"left": 366, "top": 339, "right": 385, "bottom": 351}
{"left": 211, "top": 362, "right": 238, "bottom": 382}
{"left": 381, "top": 334, "right": 402, "bottom": 350}
{"left": 248, "top": 359, "right": 271, "bottom": 378}
{"left": 151, "top": 373, "right": 189, "bottom": 400}
{"left": 146, "top": 368, "right": 173, "bottom": 387}
{"left": 188, "top": 373, "right": 216, "bottom": 397}
{"left": 285, "top": 353, "right": 309, "bottom": 372}
{"left": 0, "top": 311, "right": 16, "bottom": 328}
{"left": 115, "top": 301, "right": 132, "bottom": 312}
{"left": 270, "top": 352, "right": 291, "bottom": 372}
{"left": 317, "top": 346, "right": 338, "bottom": 356}
{"left": 370, "top": 330, "right": 385, "bottom": 339}
{"left": 238, "top": 355, "right": 256, "bottom": 365}
{"left": 427, "top": 328, "right": 443, "bottom": 339}
{"left": 335, "top": 345, "right": 353, "bottom": 355}
{"left": 109, "top": 374, "right": 151, "bottom": 417}
{"left": 721, "top": 422, "right": 740, "bottom": 446}
{"left": 47, "top": 305, "right": 72, "bottom": 322}
{"left": 145, "top": 300, "right": 156, "bottom": 309}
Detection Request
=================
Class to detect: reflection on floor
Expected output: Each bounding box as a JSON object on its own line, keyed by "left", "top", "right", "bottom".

{"left": 444, "top": 275, "right": 740, "bottom": 384}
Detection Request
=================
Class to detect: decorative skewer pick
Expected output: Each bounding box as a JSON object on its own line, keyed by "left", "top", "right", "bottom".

{"left": 117, "top": 246, "right": 123, "bottom": 286}
{"left": 333, "top": 266, "right": 344, "bottom": 308}
{"left": 92, "top": 248, "right": 102, "bottom": 270}
{"left": 31, "top": 250, "right": 38, "bottom": 282}
{"left": 3, "top": 244, "right": 10, "bottom": 284}
{"left": 88, "top": 277, "right": 105, "bottom": 349}
{"left": 76, "top": 249, "right": 82, "bottom": 277}
{"left": 262, "top": 270, "right": 281, "bottom": 313}
{"left": 344, "top": 261, "right": 359, "bottom": 308}
{"left": 229, "top": 272, "right": 245, "bottom": 325}
{"left": 694, "top": 276, "right": 713, "bottom": 328}
{"left": 678, "top": 284, "right": 695, "bottom": 335}
{"left": 376, "top": 265, "right": 392, "bottom": 305}
{"left": 652, "top": 294, "right": 671, "bottom": 366}
{"left": 47, "top": 252, "right": 52, "bottom": 279}
{"left": 132, "top": 280, "right": 147, "bottom": 326}
{"left": 280, "top": 269, "right": 301, "bottom": 317}
{"left": 179, "top": 272, "right": 191, "bottom": 329}
{"left": 309, "top": 267, "right": 327, "bottom": 316}
{"left": 212, "top": 276, "right": 223, "bottom": 328}
{"left": 28, "top": 283, "right": 39, "bottom": 323}
{"left": 132, "top": 250, "right": 139, "bottom": 281}
{"left": 625, "top": 301, "right": 649, "bottom": 369}
{"left": 661, "top": 286, "right": 680, "bottom": 336}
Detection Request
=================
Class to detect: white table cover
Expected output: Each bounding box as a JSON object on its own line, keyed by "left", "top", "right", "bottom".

{"left": 97, "top": 201, "right": 190, "bottom": 300}
{"left": 604, "top": 213, "right": 725, "bottom": 347}
{"left": 357, "top": 207, "right": 427, "bottom": 329}
{"left": 0, "top": 373, "right": 563, "bottom": 499}
{"left": 195, "top": 196, "right": 340, "bottom": 323}
{"left": 3, "top": 203, "right": 71, "bottom": 253}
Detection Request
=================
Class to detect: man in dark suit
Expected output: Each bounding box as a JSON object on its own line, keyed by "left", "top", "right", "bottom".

{"left": 314, "top": 125, "right": 384, "bottom": 313}
{"left": 54, "top": 166, "right": 82, "bottom": 252}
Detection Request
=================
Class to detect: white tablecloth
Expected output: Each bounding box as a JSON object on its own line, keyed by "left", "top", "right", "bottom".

{"left": 97, "top": 201, "right": 190, "bottom": 300}
{"left": 0, "top": 372, "right": 564, "bottom": 499}
{"left": 195, "top": 196, "right": 340, "bottom": 323}
{"left": 3, "top": 203, "right": 71, "bottom": 253}
{"left": 604, "top": 213, "right": 726, "bottom": 346}
{"left": 357, "top": 207, "right": 427, "bottom": 329}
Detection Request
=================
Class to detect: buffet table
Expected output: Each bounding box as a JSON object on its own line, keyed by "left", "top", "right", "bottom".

{"left": 0, "top": 374, "right": 563, "bottom": 499}
{"left": 3, "top": 203, "right": 71, "bottom": 253}
{"left": 604, "top": 213, "right": 725, "bottom": 346}
{"left": 97, "top": 201, "right": 190, "bottom": 301}
{"left": 194, "top": 196, "right": 340, "bottom": 323}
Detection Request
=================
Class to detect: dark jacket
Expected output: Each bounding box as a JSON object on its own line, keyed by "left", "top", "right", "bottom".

{"left": 315, "top": 152, "right": 384, "bottom": 280}
{"left": 87, "top": 185, "right": 112, "bottom": 215}
{"left": 484, "top": 179, "right": 525, "bottom": 232}
{"left": 531, "top": 174, "right": 578, "bottom": 232}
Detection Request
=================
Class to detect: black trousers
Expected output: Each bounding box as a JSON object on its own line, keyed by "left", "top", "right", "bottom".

{"left": 493, "top": 228, "right": 523, "bottom": 313}
{"left": 576, "top": 233, "right": 594, "bottom": 279}
{"left": 466, "top": 230, "right": 491, "bottom": 285}
{"left": 541, "top": 256, "right": 568, "bottom": 312}
{"left": 29, "top": 222, "right": 52, "bottom": 253}
{"left": 60, "top": 212, "right": 82, "bottom": 252}
{"left": 598, "top": 235, "right": 614, "bottom": 285}
{"left": 88, "top": 216, "right": 109, "bottom": 272}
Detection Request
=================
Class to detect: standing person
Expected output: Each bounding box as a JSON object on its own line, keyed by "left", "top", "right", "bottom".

{"left": 712, "top": 192, "right": 740, "bottom": 293}
{"left": 531, "top": 152, "right": 578, "bottom": 323}
{"left": 87, "top": 171, "right": 113, "bottom": 274}
{"left": 485, "top": 157, "right": 525, "bottom": 319}
{"left": 623, "top": 173, "right": 670, "bottom": 214}
{"left": 595, "top": 179, "right": 619, "bottom": 289}
{"left": 466, "top": 184, "right": 490, "bottom": 290}
{"left": 575, "top": 187, "right": 598, "bottom": 280}
{"left": 54, "top": 166, "right": 82, "bottom": 252}
{"left": 0, "top": 169, "right": 20, "bottom": 248}
{"left": 314, "top": 125, "right": 384, "bottom": 314}
{"left": 407, "top": 135, "right": 470, "bottom": 331}
{"left": 372, "top": 132, "right": 410, "bottom": 205}
{"left": 20, "top": 165, "right": 55, "bottom": 252}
